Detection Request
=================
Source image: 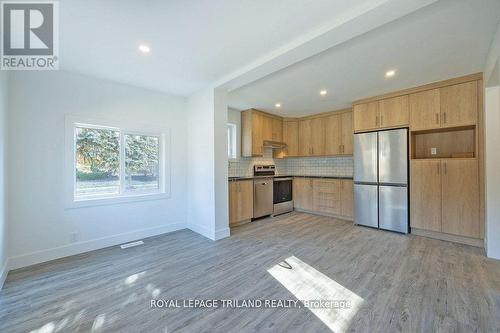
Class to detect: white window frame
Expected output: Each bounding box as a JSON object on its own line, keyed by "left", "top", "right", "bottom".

{"left": 65, "top": 115, "right": 171, "bottom": 208}
{"left": 227, "top": 123, "right": 237, "bottom": 160}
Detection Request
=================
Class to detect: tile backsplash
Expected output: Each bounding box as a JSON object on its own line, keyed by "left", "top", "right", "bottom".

{"left": 286, "top": 156, "right": 353, "bottom": 177}
{"left": 228, "top": 148, "right": 353, "bottom": 178}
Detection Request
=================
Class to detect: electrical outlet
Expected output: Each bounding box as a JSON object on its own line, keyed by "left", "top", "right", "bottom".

{"left": 431, "top": 147, "right": 437, "bottom": 155}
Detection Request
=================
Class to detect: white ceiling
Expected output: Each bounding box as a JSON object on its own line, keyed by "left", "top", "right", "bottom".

{"left": 60, "top": 0, "right": 383, "bottom": 96}
{"left": 228, "top": 0, "right": 500, "bottom": 117}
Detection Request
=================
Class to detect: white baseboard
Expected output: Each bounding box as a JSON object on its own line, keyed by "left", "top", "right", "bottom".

{"left": 214, "top": 227, "right": 230, "bottom": 240}
{"left": 0, "top": 259, "right": 8, "bottom": 290}
{"left": 187, "top": 223, "right": 230, "bottom": 241}
{"left": 8, "top": 222, "right": 186, "bottom": 271}
{"left": 187, "top": 223, "right": 215, "bottom": 240}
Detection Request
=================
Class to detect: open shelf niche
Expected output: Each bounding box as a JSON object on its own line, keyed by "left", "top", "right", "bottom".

{"left": 410, "top": 125, "right": 476, "bottom": 159}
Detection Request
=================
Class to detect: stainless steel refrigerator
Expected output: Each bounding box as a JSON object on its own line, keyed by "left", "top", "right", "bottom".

{"left": 353, "top": 128, "right": 408, "bottom": 233}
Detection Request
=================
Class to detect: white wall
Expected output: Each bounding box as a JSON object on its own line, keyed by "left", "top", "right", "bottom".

{"left": 186, "top": 88, "right": 229, "bottom": 240}
{"left": 0, "top": 72, "right": 8, "bottom": 288}
{"left": 7, "top": 71, "right": 188, "bottom": 269}
{"left": 484, "top": 21, "right": 500, "bottom": 260}
{"left": 485, "top": 85, "right": 500, "bottom": 259}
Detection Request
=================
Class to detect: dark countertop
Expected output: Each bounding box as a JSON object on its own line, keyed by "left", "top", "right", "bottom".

{"left": 228, "top": 175, "right": 353, "bottom": 181}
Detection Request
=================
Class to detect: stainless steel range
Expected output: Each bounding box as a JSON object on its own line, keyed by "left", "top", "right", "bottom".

{"left": 253, "top": 165, "right": 293, "bottom": 218}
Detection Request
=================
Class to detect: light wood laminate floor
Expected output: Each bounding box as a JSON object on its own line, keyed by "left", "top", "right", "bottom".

{"left": 1, "top": 212, "right": 499, "bottom": 332}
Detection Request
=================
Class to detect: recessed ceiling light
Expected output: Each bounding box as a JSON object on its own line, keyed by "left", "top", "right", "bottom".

{"left": 385, "top": 70, "right": 396, "bottom": 78}
{"left": 138, "top": 44, "right": 151, "bottom": 54}
{"left": 320, "top": 90, "right": 327, "bottom": 96}
{"left": 275, "top": 103, "right": 281, "bottom": 108}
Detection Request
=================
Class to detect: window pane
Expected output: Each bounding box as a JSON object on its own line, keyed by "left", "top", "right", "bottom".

{"left": 125, "top": 134, "right": 160, "bottom": 192}
{"left": 75, "top": 127, "right": 120, "bottom": 197}
{"left": 227, "top": 123, "right": 236, "bottom": 159}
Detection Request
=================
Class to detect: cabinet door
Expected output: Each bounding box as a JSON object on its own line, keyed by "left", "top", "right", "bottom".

{"left": 283, "top": 120, "right": 299, "bottom": 157}
{"left": 310, "top": 117, "right": 325, "bottom": 156}
{"left": 272, "top": 118, "right": 283, "bottom": 142}
{"left": 440, "top": 81, "right": 477, "bottom": 128}
{"left": 325, "top": 114, "right": 341, "bottom": 156}
{"left": 228, "top": 181, "right": 239, "bottom": 225}
{"left": 353, "top": 101, "right": 379, "bottom": 132}
{"left": 238, "top": 180, "right": 254, "bottom": 222}
{"left": 441, "top": 159, "right": 479, "bottom": 238}
{"left": 251, "top": 112, "right": 263, "bottom": 156}
{"left": 341, "top": 111, "right": 353, "bottom": 155}
{"left": 298, "top": 120, "right": 312, "bottom": 156}
{"left": 293, "top": 178, "right": 313, "bottom": 210}
{"left": 409, "top": 89, "right": 441, "bottom": 131}
{"left": 410, "top": 160, "right": 442, "bottom": 232}
{"left": 313, "top": 179, "right": 341, "bottom": 215}
{"left": 262, "top": 115, "right": 273, "bottom": 142}
{"left": 379, "top": 95, "right": 409, "bottom": 128}
{"left": 341, "top": 179, "right": 353, "bottom": 218}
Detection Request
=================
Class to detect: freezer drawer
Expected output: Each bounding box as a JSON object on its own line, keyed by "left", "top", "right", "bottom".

{"left": 378, "top": 129, "right": 408, "bottom": 185}
{"left": 354, "top": 184, "right": 378, "bottom": 228}
{"left": 354, "top": 132, "right": 378, "bottom": 183}
{"left": 379, "top": 186, "right": 408, "bottom": 233}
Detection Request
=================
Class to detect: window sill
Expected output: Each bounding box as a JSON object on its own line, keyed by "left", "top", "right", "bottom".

{"left": 66, "top": 192, "right": 171, "bottom": 209}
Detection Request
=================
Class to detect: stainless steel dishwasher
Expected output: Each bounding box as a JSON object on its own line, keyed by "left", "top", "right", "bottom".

{"left": 253, "top": 177, "right": 274, "bottom": 218}
{"left": 253, "top": 165, "right": 275, "bottom": 218}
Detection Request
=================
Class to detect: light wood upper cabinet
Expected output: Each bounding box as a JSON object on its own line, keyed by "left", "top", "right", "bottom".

{"left": 410, "top": 89, "right": 441, "bottom": 131}
{"left": 283, "top": 120, "right": 299, "bottom": 157}
{"left": 262, "top": 115, "right": 273, "bottom": 142}
{"left": 272, "top": 118, "right": 283, "bottom": 142}
{"left": 409, "top": 82, "right": 478, "bottom": 131}
{"left": 241, "top": 109, "right": 263, "bottom": 157}
{"left": 341, "top": 111, "right": 353, "bottom": 155}
{"left": 229, "top": 180, "right": 253, "bottom": 226}
{"left": 410, "top": 160, "right": 442, "bottom": 232}
{"left": 341, "top": 179, "right": 353, "bottom": 218}
{"left": 441, "top": 159, "right": 479, "bottom": 238}
{"left": 293, "top": 177, "right": 313, "bottom": 210}
{"left": 241, "top": 110, "right": 283, "bottom": 157}
{"left": 440, "top": 81, "right": 477, "bottom": 128}
{"left": 379, "top": 95, "right": 409, "bottom": 128}
{"left": 298, "top": 119, "right": 312, "bottom": 156}
{"left": 310, "top": 117, "right": 325, "bottom": 156}
{"left": 325, "top": 114, "right": 341, "bottom": 156}
{"left": 353, "top": 101, "right": 379, "bottom": 132}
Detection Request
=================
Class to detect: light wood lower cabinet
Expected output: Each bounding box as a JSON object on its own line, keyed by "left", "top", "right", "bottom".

{"left": 341, "top": 179, "right": 353, "bottom": 218}
{"left": 410, "top": 160, "right": 442, "bottom": 232}
{"left": 441, "top": 159, "right": 479, "bottom": 238}
{"left": 410, "top": 159, "right": 480, "bottom": 238}
{"left": 294, "top": 177, "right": 353, "bottom": 219}
{"left": 293, "top": 177, "right": 313, "bottom": 210}
{"left": 313, "top": 179, "right": 341, "bottom": 215}
{"left": 229, "top": 180, "right": 253, "bottom": 226}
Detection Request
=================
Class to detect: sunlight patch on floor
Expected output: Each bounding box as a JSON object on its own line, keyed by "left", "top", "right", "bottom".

{"left": 268, "top": 256, "right": 364, "bottom": 332}
{"left": 29, "top": 322, "right": 55, "bottom": 333}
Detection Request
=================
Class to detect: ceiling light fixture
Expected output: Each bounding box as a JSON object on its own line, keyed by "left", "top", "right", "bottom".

{"left": 138, "top": 44, "right": 151, "bottom": 54}
{"left": 385, "top": 69, "right": 396, "bottom": 78}
{"left": 320, "top": 90, "right": 327, "bottom": 96}
{"left": 275, "top": 103, "right": 281, "bottom": 108}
